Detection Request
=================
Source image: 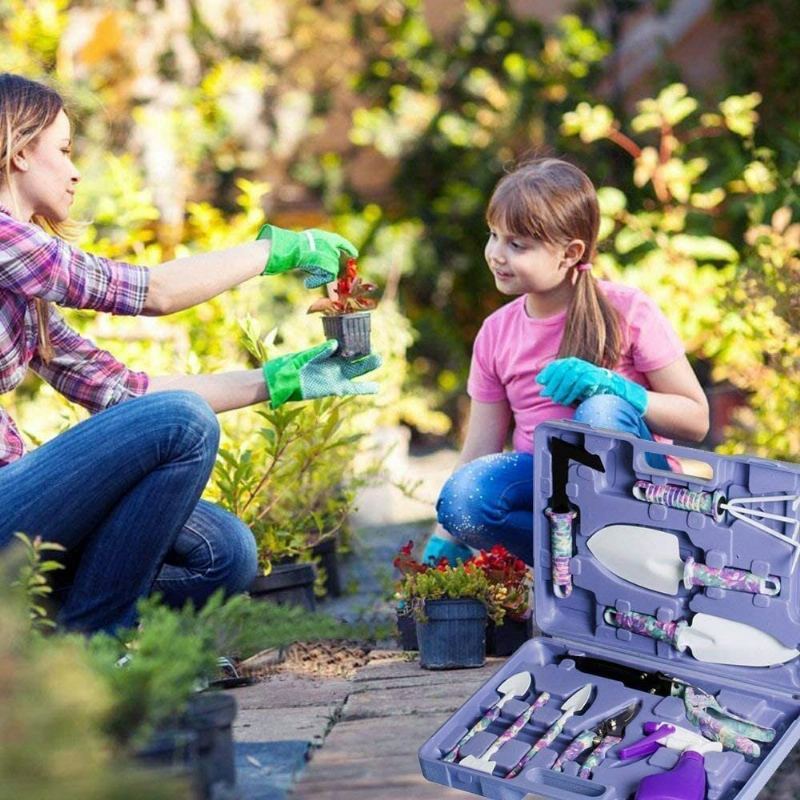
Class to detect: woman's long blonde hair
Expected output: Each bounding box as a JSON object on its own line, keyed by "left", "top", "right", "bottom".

{"left": 0, "top": 73, "right": 80, "bottom": 362}
{"left": 486, "top": 158, "right": 624, "bottom": 369}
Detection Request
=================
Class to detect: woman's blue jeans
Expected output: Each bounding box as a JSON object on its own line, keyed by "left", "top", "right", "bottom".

{"left": 436, "top": 396, "right": 668, "bottom": 564}
{"left": 0, "top": 391, "right": 258, "bottom": 634}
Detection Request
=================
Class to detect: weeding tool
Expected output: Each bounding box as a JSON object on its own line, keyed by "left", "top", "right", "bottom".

{"left": 588, "top": 524, "right": 781, "bottom": 596}
{"left": 504, "top": 683, "right": 594, "bottom": 780}
{"left": 552, "top": 701, "right": 639, "bottom": 778}
{"left": 604, "top": 607, "right": 799, "bottom": 667}
{"left": 458, "top": 691, "right": 551, "bottom": 773}
{"left": 632, "top": 480, "right": 800, "bottom": 569}
{"left": 682, "top": 686, "right": 774, "bottom": 759}
{"left": 442, "top": 671, "right": 532, "bottom": 763}
{"left": 547, "top": 439, "right": 605, "bottom": 598}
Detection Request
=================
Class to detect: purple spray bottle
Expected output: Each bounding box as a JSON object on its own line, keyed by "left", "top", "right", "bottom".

{"left": 635, "top": 750, "right": 707, "bottom": 800}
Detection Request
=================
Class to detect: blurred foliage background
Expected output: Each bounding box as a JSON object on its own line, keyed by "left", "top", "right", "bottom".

{"left": 1, "top": 0, "right": 798, "bottom": 474}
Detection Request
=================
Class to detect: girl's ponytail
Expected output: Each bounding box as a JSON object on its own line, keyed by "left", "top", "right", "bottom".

{"left": 559, "top": 268, "right": 623, "bottom": 368}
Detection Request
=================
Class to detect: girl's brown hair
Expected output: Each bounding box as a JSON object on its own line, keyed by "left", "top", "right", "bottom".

{"left": 486, "top": 158, "right": 624, "bottom": 368}
{"left": 0, "top": 74, "right": 79, "bottom": 362}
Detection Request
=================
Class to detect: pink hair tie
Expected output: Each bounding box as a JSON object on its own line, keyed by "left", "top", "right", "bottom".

{"left": 576, "top": 261, "right": 593, "bottom": 272}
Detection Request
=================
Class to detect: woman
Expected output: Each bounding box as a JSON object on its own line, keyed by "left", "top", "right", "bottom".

{"left": 0, "top": 73, "right": 380, "bottom": 633}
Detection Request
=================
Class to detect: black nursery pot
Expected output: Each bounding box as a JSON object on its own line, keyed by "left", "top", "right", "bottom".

{"left": 322, "top": 312, "right": 371, "bottom": 359}
{"left": 486, "top": 616, "right": 532, "bottom": 657}
{"left": 396, "top": 607, "right": 418, "bottom": 651}
{"left": 183, "top": 692, "right": 238, "bottom": 800}
{"left": 135, "top": 693, "right": 238, "bottom": 800}
{"left": 248, "top": 563, "right": 316, "bottom": 611}
{"left": 416, "top": 599, "right": 487, "bottom": 670}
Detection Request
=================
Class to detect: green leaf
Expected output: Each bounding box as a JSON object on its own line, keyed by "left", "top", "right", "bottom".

{"left": 670, "top": 235, "right": 739, "bottom": 262}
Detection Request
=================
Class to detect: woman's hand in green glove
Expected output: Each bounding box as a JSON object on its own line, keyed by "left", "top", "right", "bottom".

{"left": 263, "top": 340, "right": 381, "bottom": 408}
{"left": 536, "top": 356, "right": 648, "bottom": 414}
{"left": 257, "top": 224, "right": 358, "bottom": 288}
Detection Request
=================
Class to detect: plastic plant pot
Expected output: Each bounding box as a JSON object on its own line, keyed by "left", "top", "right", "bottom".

{"left": 248, "top": 563, "right": 316, "bottom": 611}
{"left": 486, "top": 616, "right": 532, "bottom": 657}
{"left": 416, "top": 599, "right": 487, "bottom": 670}
{"left": 322, "top": 312, "right": 371, "bottom": 359}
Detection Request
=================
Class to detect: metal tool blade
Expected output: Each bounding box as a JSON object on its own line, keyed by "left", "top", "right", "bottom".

{"left": 587, "top": 524, "right": 684, "bottom": 594}
{"left": 496, "top": 671, "right": 532, "bottom": 703}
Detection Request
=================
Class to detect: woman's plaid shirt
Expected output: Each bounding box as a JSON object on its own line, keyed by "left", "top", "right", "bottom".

{"left": 0, "top": 205, "right": 150, "bottom": 466}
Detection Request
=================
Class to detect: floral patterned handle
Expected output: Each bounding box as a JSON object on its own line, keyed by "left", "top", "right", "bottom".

{"left": 683, "top": 686, "right": 774, "bottom": 759}
{"left": 505, "top": 714, "right": 568, "bottom": 779}
{"left": 546, "top": 508, "right": 577, "bottom": 599}
{"left": 604, "top": 608, "right": 684, "bottom": 649}
{"left": 683, "top": 557, "right": 781, "bottom": 596}
{"left": 633, "top": 480, "right": 725, "bottom": 522}
{"left": 477, "top": 691, "right": 551, "bottom": 761}
{"left": 551, "top": 729, "right": 596, "bottom": 772}
{"left": 578, "top": 735, "right": 621, "bottom": 779}
{"left": 442, "top": 701, "right": 504, "bottom": 762}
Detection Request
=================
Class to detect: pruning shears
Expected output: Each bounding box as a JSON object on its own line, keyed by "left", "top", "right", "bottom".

{"left": 552, "top": 702, "right": 640, "bottom": 779}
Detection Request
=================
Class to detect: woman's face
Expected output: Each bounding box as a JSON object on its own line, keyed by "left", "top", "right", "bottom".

{"left": 15, "top": 109, "right": 80, "bottom": 222}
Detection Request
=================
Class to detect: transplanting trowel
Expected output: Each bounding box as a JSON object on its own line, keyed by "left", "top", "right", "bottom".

{"left": 588, "top": 524, "right": 781, "bottom": 596}
{"left": 604, "top": 607, "right": 799, "bottom": 667}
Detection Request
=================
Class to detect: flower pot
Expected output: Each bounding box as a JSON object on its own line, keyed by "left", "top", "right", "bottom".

{"left": 486, "top": 616, "right": 532, "bottom": 657}
{"left": 183, "top": 692, "right": 238, "bottom": 800}
{"left": 248, "top": 563, "right": 316, "bottom": 611}
{"left": 311, "top": 536, "right": 342, "bottom": 598}
{"left": 322, "top": 312, "right": 371, "bottom": 359}
{"left": 416, "top": 599, "right": 487, "bottom": 670}
{"left": 134, "top": 728, "right": 199, "bottom": 786}
{"left": 396, "top": 606, "right": 418, "bottom": 651}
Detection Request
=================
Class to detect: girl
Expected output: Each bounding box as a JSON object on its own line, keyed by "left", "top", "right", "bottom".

{"left": 427, "top": 158, "right": 708, "bottom": 566}
{"left": 0, "top": 74, "right": 380, "bottom": 634}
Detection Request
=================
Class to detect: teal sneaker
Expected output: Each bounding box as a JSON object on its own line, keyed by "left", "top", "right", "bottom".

{"left": 421, "top": 535, "right": 473, "bottom": 566}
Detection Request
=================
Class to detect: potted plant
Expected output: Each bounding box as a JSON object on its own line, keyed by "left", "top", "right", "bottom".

{"left": 307, "top": 257, "right": 378, "bottom": 358}
{"left": 470, "top": 545, "right": 533, "bottom": 656}
{"left": 211, "top": 324, "right": 370, "bottom": 610}
{"left": 393, "top": 542, "right": 533, "bottom": 657}
{"left": 395, "top": 544, "right": 510, "bottom": 670}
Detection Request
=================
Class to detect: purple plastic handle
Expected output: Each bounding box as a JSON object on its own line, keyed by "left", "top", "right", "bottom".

{"left": 618, "top": 723, "right": 675, "bottom": 761}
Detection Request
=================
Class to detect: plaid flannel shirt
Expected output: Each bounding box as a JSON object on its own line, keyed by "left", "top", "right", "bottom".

{"left": 0, "top": 204, "right": 150, "bottom": 466}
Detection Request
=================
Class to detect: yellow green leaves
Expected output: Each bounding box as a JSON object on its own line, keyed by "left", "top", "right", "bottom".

{"left": 719, "top": 93, "right": 762, "bottom": 138}
{"left": 632, "top": 83, "right": 698, "bottom": 132}
{"left": 561, "top": 102, "right": 616, "bottom": 142}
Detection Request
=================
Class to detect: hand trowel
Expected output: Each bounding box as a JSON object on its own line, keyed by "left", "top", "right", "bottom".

{"left": 588, "top": 524, "right": 781, "bottom": 596}
{"left": 604, "top": 607, "right": 799, "bottom": 667}
{"left": 442, "top": 671, "right": 531, "bottom": 762}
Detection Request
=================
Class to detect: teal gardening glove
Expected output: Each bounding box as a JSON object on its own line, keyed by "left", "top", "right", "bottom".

{"left": 536, "top": 356, "right": 648, "bottom": 414}
{"left": 263, "top": 340, "right": 381, "bottom": 408}
{"left": 257, "top": 224, "right": 358, "bottom": 288}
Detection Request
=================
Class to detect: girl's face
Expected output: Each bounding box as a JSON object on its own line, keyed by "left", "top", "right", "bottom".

{"left": 14, "top": 109, "right": 80, "bottom": 222}
{"left": 484, "top": 222, "right": 572, "bottom": 297}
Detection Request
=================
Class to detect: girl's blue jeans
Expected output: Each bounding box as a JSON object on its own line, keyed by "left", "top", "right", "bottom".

{"left": 436, "top": 395, "right": 668, "bottom": 564}
{"left": 0, "top": 391, "right": 258, "bottom": 634}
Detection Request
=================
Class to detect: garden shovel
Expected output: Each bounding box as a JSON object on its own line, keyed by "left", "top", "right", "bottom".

{"left": 588, "top": 524, "right": 781, "bottom": 596}
{"left": 442, "top": 671, "right": 532, "bottom": 762}
{"left": 604, "top": 608, "right": 799, "bottom": 667}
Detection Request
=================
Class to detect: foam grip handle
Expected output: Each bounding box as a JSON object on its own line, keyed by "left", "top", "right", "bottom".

{"left": 683, "top": 557, "right": 781, "bottom": 596}
{"left": 442, "top": 701, "right": 503, "bottom": 763}
{"left": 578, "top": 735, "right": 621, "bottom": 779}
{"left": 552, "top": 729, "right": 596, "bottom": 772}
{"left": 604, "top": 608, "right": 680, "bottom": 647}
{"left": 505, "top": 716, "right": 567, "bottom": 780}
{"left": 546, "top": 508, "right": 577, "bottom": 599}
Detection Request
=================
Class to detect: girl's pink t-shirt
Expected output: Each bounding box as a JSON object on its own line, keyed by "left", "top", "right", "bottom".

{"left": 467, "top": 280, "right": 685, "bottom": 454}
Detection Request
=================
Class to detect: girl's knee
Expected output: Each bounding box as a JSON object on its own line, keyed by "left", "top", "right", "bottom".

{"left": 144, "top": 390, "right": 220, "bottom": 456}
{"left": 574, "top": 394, "right": 636, "bottom": 428}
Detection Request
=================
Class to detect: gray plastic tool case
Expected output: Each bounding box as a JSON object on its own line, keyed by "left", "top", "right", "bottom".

{"left": 419, "top": 420, "right": 800, "bottom": 800}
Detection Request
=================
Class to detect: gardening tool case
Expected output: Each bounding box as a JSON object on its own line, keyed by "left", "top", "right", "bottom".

{"left": 419, "top": 421, "right": 800, "bottom": 800}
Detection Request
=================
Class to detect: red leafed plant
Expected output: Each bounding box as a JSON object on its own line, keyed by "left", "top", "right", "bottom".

{"left": 307, "top": 258, "right": 378, "bottom": 316}
{"left": 393, "top": 540, "right": 532, "bottom": 622}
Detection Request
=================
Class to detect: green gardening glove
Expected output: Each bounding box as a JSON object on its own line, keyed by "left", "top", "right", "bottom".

{"left": 536, "top": 356, "right": 649, "bottom": 414}
{"left": 263, "top": 340, "right": 381, "bottom": 408}
{"left": 257, "top": 224, "right": 358, "bottom": 288}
